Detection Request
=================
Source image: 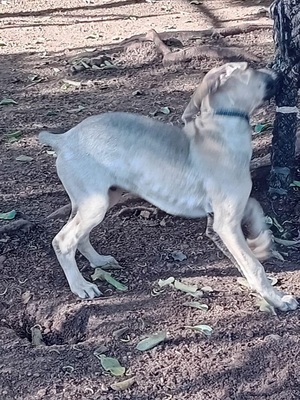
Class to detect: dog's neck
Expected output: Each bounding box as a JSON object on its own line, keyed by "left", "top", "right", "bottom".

{"left": 213, "top": 109, "right": 250, "bottom": 123}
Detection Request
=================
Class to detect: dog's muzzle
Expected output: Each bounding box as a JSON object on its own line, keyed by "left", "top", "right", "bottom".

{"left": 260, "top": 69, "right": 278, "bottom": 100}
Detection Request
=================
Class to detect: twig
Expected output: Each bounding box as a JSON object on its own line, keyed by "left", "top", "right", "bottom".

{"left": 0, "top": 219, "right": 35, "bottom": 235}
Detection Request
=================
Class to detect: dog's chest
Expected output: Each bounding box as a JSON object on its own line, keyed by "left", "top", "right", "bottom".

{"left": 125, "top": 170, "right": 211, "bottom": 218}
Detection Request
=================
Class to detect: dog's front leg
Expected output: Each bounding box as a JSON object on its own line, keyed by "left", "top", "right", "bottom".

{"left": 206, "top": 214, "right": 245, "bottom": 277}
{"left": 212, "top": 208, "right": 298, "bottom": 311}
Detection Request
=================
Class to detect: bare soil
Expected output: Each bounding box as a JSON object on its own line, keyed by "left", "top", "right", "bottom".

{"left": 0, "top": 1, "right": 300, "bottom": 399}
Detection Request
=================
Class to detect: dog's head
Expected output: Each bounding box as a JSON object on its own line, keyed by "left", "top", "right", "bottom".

{"left": 182, "top": 62, "right": 277, "bottom": 125}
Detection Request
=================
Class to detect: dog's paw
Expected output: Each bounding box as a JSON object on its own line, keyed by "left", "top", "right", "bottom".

{"left": 71, "top": 279, "right": 102, "bottom": 299}
{"left": 278, "top": 295, "right": 299, "bottom": 311}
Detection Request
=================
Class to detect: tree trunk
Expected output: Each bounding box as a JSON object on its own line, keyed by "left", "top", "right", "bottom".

{"left": 269, "top": 0, "right": 300, "bottom": 196}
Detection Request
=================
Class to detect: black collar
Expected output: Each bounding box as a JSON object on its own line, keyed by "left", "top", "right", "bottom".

{"left": 214, "top": 109, "right": 250, "bottom": 123}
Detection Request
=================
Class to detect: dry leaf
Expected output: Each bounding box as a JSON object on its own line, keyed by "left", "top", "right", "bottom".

{"left": 21, "top": 290, "right": 32, "bottom": 304}
{"left": 136, "top": 331, "right": 167, "bottom": 351}
{"left": 111, "top": 377, "right": 136, "bottom": 391}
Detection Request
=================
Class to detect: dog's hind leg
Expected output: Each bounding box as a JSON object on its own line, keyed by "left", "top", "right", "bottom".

{"left": 242, "top": 197, "right": 272, "bottom": 261}
{"left": 212, "top": 204, "right": 298, "bottom": 311}
{"left": 77, "top": 187, "right": 123, "bottom": 269}
{"left": 52, "top": 194, "right": 110, "bottom": 299}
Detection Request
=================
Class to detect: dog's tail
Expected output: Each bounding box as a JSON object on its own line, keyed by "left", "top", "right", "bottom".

{"left": 39, "top": 130, "right": 64, "bottom": 151}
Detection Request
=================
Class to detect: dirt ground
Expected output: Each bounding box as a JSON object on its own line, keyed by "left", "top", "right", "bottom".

{"left": 1, "top": 1, "right": 300, "bottom": 399}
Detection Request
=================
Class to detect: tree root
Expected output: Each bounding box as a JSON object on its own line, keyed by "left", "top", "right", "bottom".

{"left": 142, "top": 29, "right": 260, "bottom": 65}
{"left": 120, "top": 23, "right": 273, "bottom": 46}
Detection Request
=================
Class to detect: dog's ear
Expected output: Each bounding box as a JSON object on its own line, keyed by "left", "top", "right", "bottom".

{"left": 181, "top": 62, "right": 248, "bottom": 125}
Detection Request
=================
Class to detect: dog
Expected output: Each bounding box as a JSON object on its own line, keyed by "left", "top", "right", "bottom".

{"left": 39, "top": 62, "right": 298, "bottom": 312}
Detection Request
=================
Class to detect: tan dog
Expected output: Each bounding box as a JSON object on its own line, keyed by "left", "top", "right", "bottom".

{"left": 39, "top": 62, "right": 298, "bottom": 312}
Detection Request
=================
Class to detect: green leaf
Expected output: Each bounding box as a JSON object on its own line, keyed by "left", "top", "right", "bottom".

{"left": 174, "top": 280, "right": 198, "bottom": 293}
{"left": 274, "top": 237, "right": 300, "bottom": 247}
{"left": 186, "top": 324, "right": 213, "bottom": 336}
{"left": 271, "top": 249, "right": 285, "bottom": 261}
{"left": 111, "top": 377, "right": 136, "bottom": 391}
{"left": 0, "top": 210, "right": 16, "bottom": 220}
{"left": 5, "top": 130, "right": 22, "bottom": 142}
{"left": 254, "top": 123, "right": 271, "bottom": 134}
{"left": 98, "top": 355, "right": 125, "bottom": 376}
{"left": 0, "top": 98, "right": 18, "bottom": 105}
{"left": 182, "top": 301, "right": 208, "bottom": 311}
{"left": 91, "top": 268, "right": 128, "bottom": 291}
{"left": 15, "top": 155, "right": 34, "bottom": 162}
{"left": 136, "top": 331, "right": 167, "bottom": 351}
{"left": 272, "top": 217, "right": 284, "bottom": 233}
{"left": 158, "top": 277, "right": 174, "bottom": 287}
{"left": 171, "top": 250, "right": 187, "bottom": 261}
{"left": 290, "top": 180, "right": 300, "bottom": 187}
{"left": 159, "top": 106, "right": 171, "bottom": 115}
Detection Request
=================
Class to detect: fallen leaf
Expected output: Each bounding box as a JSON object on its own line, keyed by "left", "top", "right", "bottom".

{"left": 21, "top": 290, "right": 32, "bottom": 304}
{"left": 274, "top": 237, "right": 300, "bottom": 247}
{"left": 271, "top": 249, "right": 285, "bottom": 261}
{"left": 201, "top": 286, "right": 213, "bottom": 293}
{"left": 5, "top": 130, "right": 22, "bottom": 142}
{"left": 66, "top": 105, "right": 86, "bottom": 114}
{"left": 253, "top": 123, "right": 272, "bottom": 134}
{"left": 264, "top": 215, "right": 273, "bottom": 228}
{"left": 290, "top": 180, "right": 300, "bottom": 187}
{"left": 186, "top": 324, "right": 213, "bottom": 336}
{"left": 111, "top": 377, "right": 136, "bottom": 391}
{"left": 140, "top": 210, "right": 150, "bottom": 219}
{"left": 174, "top": 280, "right": 197, "bottom": 293}
{"left": 16, "top": 155, "right": 34, "bottom": 162}
{"left": 185, "top": 290, "right": 204, "bottom": 298}
{"left": 113, "top": 327, "right": 130, "bottom": 339}
{"left": 62, "top": 79, "right": 82, "bottom": 88}
{"left": 158, "top": 277, "right": 175, "bottom": 287}
{"left": 272, "top": 217, "right": 284, "bottom": 233}
{"left": 31, "top": 325, "right": 45, "bottom": 346}
{"left": 190, "top": 0, "right": 202, "bottom": 4}
{"left": 102, "top": 60, "right": 117, "bottom": 70}
{"left": 256, "top": 297, "right": 277, "bottom": 316}
{"left": 159, "top": 106, "right": 171, "bottom": 115}
{"left": 136, "top": 331, "right": 167, "bottom": 351}
{"left": 0, "top": 40, "right": 7, "bottom": 46}
{"left": 93, "top": 345, "right": 109, "bottom": 356}
{"left": 28, "top": 74, "right": 41, "bottom": 82}
{"left": 46, "top": 150, "right": 57, "bottom": 157}
{"left": 268, "top": 276, "right": 278, "bottom": 286}
{"left": 183, "top": 301, "right": 208, "bottom": 311}
{"left": 0, "top": 210, "right": 16, "bottom": 220}
{"left": 99, "top": 355, "right": 125, "bottom": 376}
{"left": 237, "top": 277, "right": 250, "bottom": 288}
{"left": 171, "top": 250, "right": 187, "bottom": 261}
{"left": 91, "top": 268, "right": 128, "bottom": 291}
{"left": 0, "top": 98, "right": 18, "bottom": 105}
